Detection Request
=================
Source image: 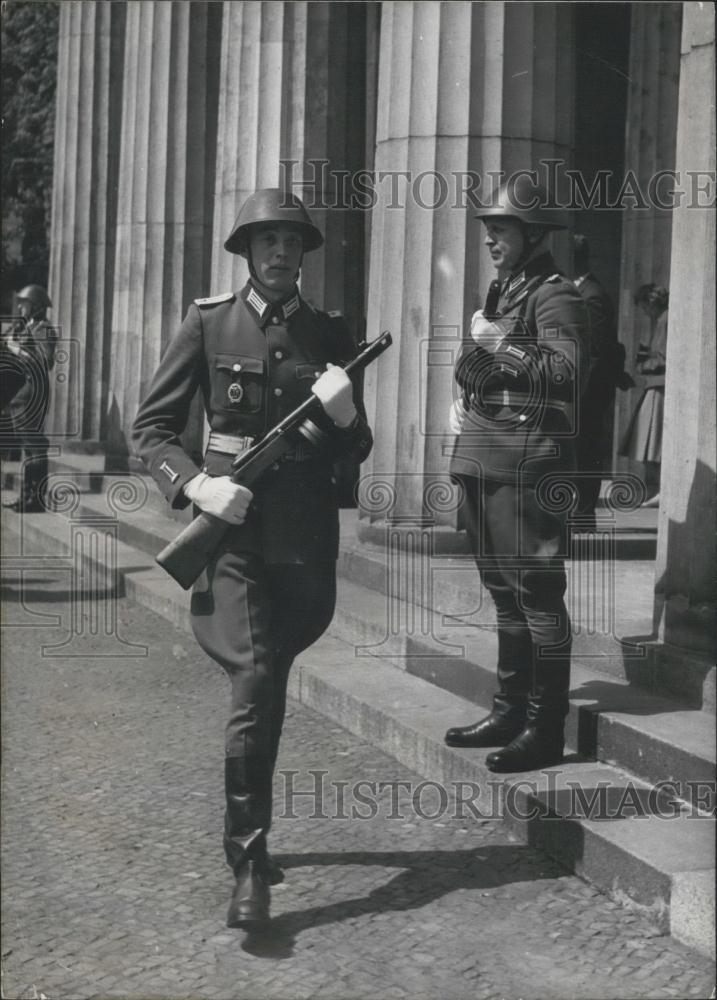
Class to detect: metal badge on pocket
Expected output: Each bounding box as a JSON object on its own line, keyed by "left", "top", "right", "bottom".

{"left": 227, "top": 381, "right": 244, "bottom": 404}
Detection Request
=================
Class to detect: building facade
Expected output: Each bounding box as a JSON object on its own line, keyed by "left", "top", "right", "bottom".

{"left": 48, "top": 2, "right": 715, "bottom": 692}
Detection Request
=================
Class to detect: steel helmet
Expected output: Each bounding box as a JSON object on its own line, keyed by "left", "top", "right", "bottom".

{"left": 475, "top": 176, "right": 567, "bottom": 231}
{"left": 224, "top": 188, "right": 324, "bottom": 256}
{"left": 16, "top": 284, "right": 52, "bottom": 312}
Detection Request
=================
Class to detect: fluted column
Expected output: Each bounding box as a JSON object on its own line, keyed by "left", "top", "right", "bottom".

{"left": 211, "top": 1, "right": 368, "bottom": 330}
{"left": 48, "top": 1, "right": 126, "bottom": 443}
{"left": 359, "top": 0, "right": 575, "bottom": 540}
{"left": 614, "top": 3, "right": 682, "bottom": 462}
{"left": 109, "top": 1, "right": 220, "bottom": 457}
{"left": 653, "top": 4, "right": 715, "bottom": 687}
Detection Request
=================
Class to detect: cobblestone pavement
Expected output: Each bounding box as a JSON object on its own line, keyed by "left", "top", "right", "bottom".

{"left": 1, "top": 524, "right": 715, "bottom": 1000}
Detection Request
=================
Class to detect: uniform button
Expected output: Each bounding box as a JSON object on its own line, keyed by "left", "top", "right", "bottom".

{"left": 314, "top": 370, "right": 321, "bottom": 378}
{"left": 272, "top": 316, "right": 279, "bottom": 324}
{"left": 274, "top": 387, "right": 283, "bottom": 396}
{"left": 518, "top": 414, "right": 527, "bottom": 422}
{"left": 274, "top": 350, "right": 283, "bottom": 360}
{"left": 232, "top": 363, "right": 241, "bottom": 372}
{"left": 272, "top": 463, "right": 280, "bottom": 471}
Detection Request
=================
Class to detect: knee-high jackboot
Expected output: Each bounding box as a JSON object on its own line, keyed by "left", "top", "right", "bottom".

{"left": 445, "top": 627, "right": 532, "bottom": 748}
{"left": 224, "top": 755, "right": 272, "bottom": 927}
{"left": 486, "top": 647, "right": 570, "bottom": 772}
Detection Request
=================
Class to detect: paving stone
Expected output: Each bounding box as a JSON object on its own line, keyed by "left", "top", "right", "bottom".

{"left": 1, "top": 527, "right": 714, "bottom": 1000}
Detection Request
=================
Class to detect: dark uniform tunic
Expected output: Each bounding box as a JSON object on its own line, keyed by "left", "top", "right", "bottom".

{"left": 574, "top": 271, "right": 626, "bottom": 521}
{"left": 132, "top": 281, "right": 372, "bottom": 872}
{"left": 1, "top": 317, "right": 57, "bottom": 506}
{"left": 449, "top": 251, "right": 589, "bottom": 726}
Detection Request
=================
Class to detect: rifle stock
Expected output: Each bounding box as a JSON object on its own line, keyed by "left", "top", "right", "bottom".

{"left": 155, "top": 331, "right": 392, "bottom": 589}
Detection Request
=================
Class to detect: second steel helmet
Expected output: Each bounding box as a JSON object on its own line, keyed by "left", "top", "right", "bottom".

{"left": 475, "top": 175, "right": 567, "bottom": 231}
{"left": 16, "top": 284, "right": 52, "bottom": 312}
{"left": 224, "top": 188, "right": 324, "bottom": 256}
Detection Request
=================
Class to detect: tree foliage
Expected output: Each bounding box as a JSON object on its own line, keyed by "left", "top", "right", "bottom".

{"left": 1, "top": 0, "right": 59, "bottom": 307}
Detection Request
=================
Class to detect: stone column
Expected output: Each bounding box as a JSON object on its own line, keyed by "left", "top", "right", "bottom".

{"left": 211, "top": 1, "right": 368, "bottom": 331}
{"left": 109, "top": 0, "right": 221, "bottom": 458}
{"left": 48, "top": 0, "right": 126, "bottom": 444}
{"left": 652, "top": 3, "right": 716, "bottom": 703}
{"left": 614, "top": 3, "right": 682, "bottom": 463}
{"left": 359, "top": 0, "right": 576, "bottom": 542}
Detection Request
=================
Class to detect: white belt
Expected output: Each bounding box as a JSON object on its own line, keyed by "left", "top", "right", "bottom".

{"left": 206, "top": 431, "right": 255, "bottom": 455}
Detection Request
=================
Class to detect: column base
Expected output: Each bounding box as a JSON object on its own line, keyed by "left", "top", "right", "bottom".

{"left": 623, "top": 638, "right": 715, "bottom": 711}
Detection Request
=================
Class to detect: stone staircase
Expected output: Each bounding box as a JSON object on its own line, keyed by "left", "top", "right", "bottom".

{"left": 1, "top": 454, "right": 714, "bottom": 957}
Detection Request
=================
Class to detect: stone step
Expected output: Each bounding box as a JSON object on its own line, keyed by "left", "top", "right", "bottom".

{"left": 6, "top": 465, "right": 714, "bottom": 805}
{"left": 2, "top": 499, "right": 713, "bottom": 957}
{"left": 327, "top": 574, "right": 715, "bottom": 813}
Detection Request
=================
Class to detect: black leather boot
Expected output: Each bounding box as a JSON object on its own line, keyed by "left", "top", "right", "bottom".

{"left": 444, "top": 628, "right": 531, "bottom": 748}
{"left": 5, "top": 454, "right": 48, "bottom": 513}
{"left": 486, "top": 648, "right": 570, "bottom": 773}
{"left": 485, "top": 725, "right": 565, "bottom": 772}
{"left": 444, "top": 711, "right": 524, "bottom": 748}
{"left": 223, "top": 755, "right": 273, "bottom": 927}
{"left": 227, "top": 860, "right": 270, "bottom": 928}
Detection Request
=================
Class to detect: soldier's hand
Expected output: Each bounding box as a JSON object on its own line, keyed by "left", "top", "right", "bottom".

{"left": 470, "top": 309, "right": 505, "bottom": 354}
{"left": 311, "top": 363, "right": 357, "bottom": 428}
{"left": 183, "top": 473, "right": 253, "bottom": 524}
{"left": 449, "top": 398, "right": 468, "bottom": 435}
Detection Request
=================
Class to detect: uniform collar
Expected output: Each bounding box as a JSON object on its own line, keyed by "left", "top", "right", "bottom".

{"left": 574, "top": 270, "right": 592, "bottom": 289}
{"left": 502, "top": 252, "right": 558, "bottom": 296}
{"left": 241, "top": 282, "right": 301, "bottom": 328}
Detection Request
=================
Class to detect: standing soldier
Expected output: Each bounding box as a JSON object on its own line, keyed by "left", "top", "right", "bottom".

{"left": 444, "top": 176, "right": 589, "bottom": 773}
{"left": 132, "top": 189, "right": 372, "bottom": 929}
{"left": 1, "top": 285, "right": 57, "bottom": 512}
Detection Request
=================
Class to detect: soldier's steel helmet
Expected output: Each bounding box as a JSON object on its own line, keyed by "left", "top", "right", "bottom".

{"left": 224, "top": 188, "right": 324, "bottom": 256}
{"left": 16, "top": 284, "right": 52, "bottom": 311}
{"left": 475, "top": 176, "right": 567, "bottom": 231}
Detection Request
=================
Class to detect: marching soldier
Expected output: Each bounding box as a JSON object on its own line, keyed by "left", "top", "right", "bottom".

{"left": 1, "top": 285, "right": 57, "bottom": 512}
{"left": 444, "top": 176, "right": 589, "bottom": 773}
{"left": 132, "top": 189, "right": 373, "bottom": 928}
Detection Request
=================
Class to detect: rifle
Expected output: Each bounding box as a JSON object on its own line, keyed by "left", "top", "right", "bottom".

{"left": 156, "top": 331, "right": 392, "bottom": 589}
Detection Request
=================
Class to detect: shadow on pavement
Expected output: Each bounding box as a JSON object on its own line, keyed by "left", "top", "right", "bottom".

{"left": 240, "top": 844, "right": 555, "bottom": 957}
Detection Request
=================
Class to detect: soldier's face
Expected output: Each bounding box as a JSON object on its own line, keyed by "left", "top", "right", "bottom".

{"left": 249, "top": 224, "right": 303, "bottom": 295}
{"left": 483, "top": 220, "right": 526, "bottom": 272}
{"left": 16, "top": 298, "right": 33, "bottom": 320}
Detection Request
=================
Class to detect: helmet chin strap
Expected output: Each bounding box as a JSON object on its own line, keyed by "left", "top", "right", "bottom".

{"left": 511, "top": 226, "right": 549, "bottom": 273}
{"left": 245, "top": 246, "right": 303, "bottom": 298}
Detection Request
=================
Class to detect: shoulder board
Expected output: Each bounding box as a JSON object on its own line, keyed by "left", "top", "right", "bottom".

{"left": 327, "top": 310, "right": 343, "bottom": 318}
{"left": 194, "top": 292, "right": 235, "bottom": 306}
{"left": 545, "top": 273, "right": 563, "bottom": 283}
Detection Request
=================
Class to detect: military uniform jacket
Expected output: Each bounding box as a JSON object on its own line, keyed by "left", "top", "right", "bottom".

{"left": 132, "top": 282, "right": 373, "bottom": 563}
{"left": 5, "top": 318, "right": 57, "bottom": 432}
{"left": 576, "top": 272, "right": 626, "bottom": 390}
{"left": 450, "top": 252, "right": 589, "bottom": 484}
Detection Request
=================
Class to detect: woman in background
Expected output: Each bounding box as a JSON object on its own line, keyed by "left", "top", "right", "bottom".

{"left": 620, "top": 283, "right": 668, "bottom": 507}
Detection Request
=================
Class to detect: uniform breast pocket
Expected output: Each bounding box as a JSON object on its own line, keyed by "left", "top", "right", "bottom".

{"left": 295, "top": 363, "right": 323, "bottom": 382}
{"left": 212, "top": 354, "right": 264, "bottom": 414}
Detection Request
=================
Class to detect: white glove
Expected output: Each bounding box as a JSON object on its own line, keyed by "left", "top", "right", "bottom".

{"left": 311, "top": 363, "right": 357, "bottom": 428}
{"left": 449, "top": 398, "right": 468, "bottom": 435}
{"left": 470, "top": 309, "right": 505, "bottom": 354}
{"left": 183, "top": 473, "right": 253, "bottom": 524}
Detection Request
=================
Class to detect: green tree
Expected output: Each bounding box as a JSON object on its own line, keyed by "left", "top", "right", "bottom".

{"left": 1, "top": 0, "right": 59, "bottom": 310}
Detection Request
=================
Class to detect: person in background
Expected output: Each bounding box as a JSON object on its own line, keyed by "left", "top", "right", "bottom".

{"left": 619, "top": 283, "right": 668, "bottom": 507}
{"left": 1, "top": 284, "right": 57, "bottom": 512}
{"left": 572, "top": 235, "right": 633, "bottom": 528}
